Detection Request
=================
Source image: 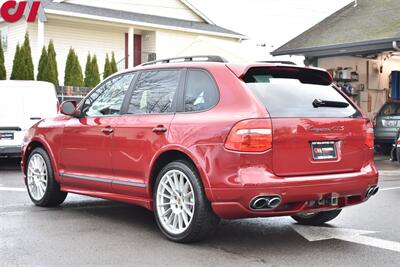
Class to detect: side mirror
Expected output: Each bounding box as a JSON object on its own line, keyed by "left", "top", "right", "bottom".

{"left": 60, "top": 101, "right": 79, "bottom": 116}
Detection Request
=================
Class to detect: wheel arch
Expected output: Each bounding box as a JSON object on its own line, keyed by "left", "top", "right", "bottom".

{"left": 23, "top": 138, "right": 58, "bottom": 180}
{"left": 147, "top": 147, "right": 213, "bottom": 201}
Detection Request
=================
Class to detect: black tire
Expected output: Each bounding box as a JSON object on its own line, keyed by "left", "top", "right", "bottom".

{"left": 153, "top": 160, "right": 220, "bottom": 243}
{"left": 291, "top": 209, "right": 342, "bottom": 226}
{"left": 380, "top": 144, "right": 392, "bottom": 155}
{"left": 26, "top": 147, "right": 67, "bottom": 207}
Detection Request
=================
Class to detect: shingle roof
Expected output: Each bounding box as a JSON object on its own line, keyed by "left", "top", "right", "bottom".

{"left": 43, "top": 0, "right": 245, "bottom": 39}
{"left": 272, "top": 0, "right": 400, "bottom": 56}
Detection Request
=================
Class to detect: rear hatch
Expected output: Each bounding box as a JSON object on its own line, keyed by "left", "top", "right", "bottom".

{"left": 375, "top": 102, "right": 400, "bottom": 130}
{"left": 242, "top": 66, "right": 367, "bottom": 177}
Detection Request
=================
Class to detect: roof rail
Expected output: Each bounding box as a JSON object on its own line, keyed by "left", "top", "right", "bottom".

{"left": 140, "top": 55, "right": 228, "bottom": 66}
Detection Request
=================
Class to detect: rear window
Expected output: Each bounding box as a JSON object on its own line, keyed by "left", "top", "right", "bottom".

{"left": 378, "top": 103, "right": 400, "bottom": 116}
{"left": 245, "top": 76, "right": 360, "bottom": 118}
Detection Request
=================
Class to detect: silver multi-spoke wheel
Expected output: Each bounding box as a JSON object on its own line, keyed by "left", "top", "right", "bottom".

{"left": 156, "top": 169, "right": 195, "bottom": 235}
{"left": 27, "top": 154, "right": 48, "bottom": 201}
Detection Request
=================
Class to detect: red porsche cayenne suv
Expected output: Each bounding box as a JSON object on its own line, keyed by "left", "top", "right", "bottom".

{"left": 21, "top": 56, "right": 379, "bottom": 243}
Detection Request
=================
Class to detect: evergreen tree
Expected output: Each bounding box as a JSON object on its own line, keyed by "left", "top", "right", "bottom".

{"left": 84, "top": 53, "right": 92, "bottom": 87}
{"left": 10, "top": 44, "right": 21, "bottom": 80}
{"left": 91, "top": 55, "right": 100, "bottom": 86}
{"left": 44, "top": 40, "right": 59, "bottom": 86}
{"left": 0, "top": 34, "right": 6, "bottom": 80}
{"left": 110, "top": 52, "right": 118, "bottom": 74}
{"left": 103, "top": 53, "right": 112, "bottom": 79}
{"left": 21, "top": 32, "right": 34, "bottom": 80}
{"left": 37, "top": 46, "right": 47, "bottom": 81}
{"left": 64, "top": 48, "right": 84, "bottom": 87}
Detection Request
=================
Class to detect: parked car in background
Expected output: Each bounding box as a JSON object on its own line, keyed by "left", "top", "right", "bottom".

{"left": 390, "top": 129, "right": 400, "bottom": 162}
{"left": 21, "top": 57, "right": 378, "bottom": 243}
{"left": 0, "top": 81, "right": 59, "bottom": 157}
{"left": 374, "top": 101, "right": 400, "bottom": 153}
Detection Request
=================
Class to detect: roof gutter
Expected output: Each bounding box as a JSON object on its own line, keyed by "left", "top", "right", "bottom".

{"left": 44, "top": 9, "right": 246, "bottom": 40}
{"left": 272, "top": 38, "right": 400, "bottom": 57}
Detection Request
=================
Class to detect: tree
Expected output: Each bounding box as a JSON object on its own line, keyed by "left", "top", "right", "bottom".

{"left": 64, "top": 48, "right": 83, "bottom": 87}
{"left": 37, "top": 46, "right": 47, "bottom": 81}
{"left": 84, "top": 53, "right": 101, "bottom": 87}
{"left": 0, "top": 34, "right": 6, "bottom": 80}
{"left": 44, "top": 40, "right": 59, "bottom": 86}
{"left": 21, "top": 32, "right": 34, "bottom": 80}
{"left": 103, "top": 53, "right": 112, "bottom": 79}
{"left": 91, "top": 55, "right": 100, "bottom": 86}
{"left": 110, "top": 52, "right": 118, "bottom": 74}
{"left": 10, "top": 44, "right": 21, "bottom": 80}
{"left": 84, "top": 53, "right": 92, "bottom": 87}
{"left": 11, "top": 33, "right": 35, "bottom": 80}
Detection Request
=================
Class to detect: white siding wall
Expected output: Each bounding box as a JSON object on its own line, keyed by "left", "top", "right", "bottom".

{"left": 155, "top": 30, "right": 237, "bottom": 60}
{"left": 141, "top": 31, "right": 156, "bottom": 63}
{"left": 37, "top": 18, "right": 126, "bottom": 85}
{"left": 1, "top": 20, "right": 27, "bottom": 79}
{"left": 65, "top": 0, "right": 203, "bottom": 22}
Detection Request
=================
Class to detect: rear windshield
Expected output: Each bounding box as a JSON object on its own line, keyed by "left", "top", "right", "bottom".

{"left": 245, "top": 77, "right": 361, "bottom": 118}
{"left": 378, "top": 103, "right": 400, "bottom": 116}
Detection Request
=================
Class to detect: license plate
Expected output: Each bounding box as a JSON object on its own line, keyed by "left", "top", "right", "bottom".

{"left": 0, "top": 132, "right": 14, "bottom": 140}
{"left": 383, "top": 120, "right": 400, "bottom": 127}
{"left": 311, "top": 141, "right": 337, "bottom": 160}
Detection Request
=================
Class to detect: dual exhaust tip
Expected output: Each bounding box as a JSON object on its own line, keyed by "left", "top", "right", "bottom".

{"left": 250, "top": 195, "right": 282, "bottom": 210}
{"left": 366, "top": 186, "right": 379, "bottom": 198}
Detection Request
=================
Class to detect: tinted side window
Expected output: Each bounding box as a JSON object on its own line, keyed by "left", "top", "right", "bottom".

{"left": 84, "top": 73, "right": 135, "bottom": 117}
{"left": 184, "top": 70, "right": 218, "bottom": 112}
{"left": 127, "top": 70, "right": 180, "bottom": 114}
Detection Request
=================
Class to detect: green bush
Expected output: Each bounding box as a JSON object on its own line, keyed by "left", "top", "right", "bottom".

{"left": 11, "top": 33, "right": 34, "bottom": 80}
{"left": 84, "top": 53, "right": 101, "bottom": 87}
{"left": 44, "top": 40, "right": 59, "bottom": 86}
{"left": 0, "top": 35, "right": 6, "bottom": 80}
{"left": 64, "top": 48, "right": 84, "bottom": 86}
{"left": 103, "top": 53, "right": 112, "bottom": 79}
{"left": 110, "top": 52, "right": 118, "bottom": 74}
{"left": 10, "top": 44, "right": 20, "bottom": 80}
{"left": 37, "top": 46, "right": 47, "bottom": 81}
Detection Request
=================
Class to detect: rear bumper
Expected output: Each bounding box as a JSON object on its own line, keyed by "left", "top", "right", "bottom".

{"left": 0, "top": 146, "right": 22, "bottom": 157}
{"left": 374, "top": 129, "right": 398, "bottom": 144}
{"left": 210, "top": 163, "right": 378, "bottom": 219}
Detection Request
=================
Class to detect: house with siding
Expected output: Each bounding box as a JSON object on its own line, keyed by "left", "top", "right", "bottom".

{"left": 0, "top": 0, "right": 245, "bottom": 85}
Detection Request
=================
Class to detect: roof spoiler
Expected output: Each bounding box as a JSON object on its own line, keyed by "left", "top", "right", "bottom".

{"left": 227, "top": 64, "right": 333, "bottom": 86}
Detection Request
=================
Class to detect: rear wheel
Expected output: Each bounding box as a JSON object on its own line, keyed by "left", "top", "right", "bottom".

{"left": 291, "top": 209, "right": 342, "bottom": 225}
{"left": 153, "top": 160, "right": 220, "bottom": 243}
{"left": 26, "top": 148, "right": 67, "bottom": 207}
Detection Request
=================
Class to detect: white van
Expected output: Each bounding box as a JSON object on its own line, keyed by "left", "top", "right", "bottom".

{"left": 0, "top": 81, "right": 59, "bottom": 157}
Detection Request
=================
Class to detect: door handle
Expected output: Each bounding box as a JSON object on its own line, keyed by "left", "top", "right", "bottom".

{"left": 101, "top": 127, "right": 114, "bottom": 135}
{"left": 152, "top": 126, "right": 167, "bottom": 133}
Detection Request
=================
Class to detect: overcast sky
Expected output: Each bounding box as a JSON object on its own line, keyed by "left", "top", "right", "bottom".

{"left": 190, "top": 0, "right": 353, "bottom": 59}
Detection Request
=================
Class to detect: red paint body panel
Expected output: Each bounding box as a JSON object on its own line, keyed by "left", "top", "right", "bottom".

{"left": 21, "top": 62, "right": 379, "bottom": 219}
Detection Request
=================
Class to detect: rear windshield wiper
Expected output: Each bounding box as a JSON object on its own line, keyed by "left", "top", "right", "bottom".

{"left": 313, "top": 99, "right": 349, "bottom": 108}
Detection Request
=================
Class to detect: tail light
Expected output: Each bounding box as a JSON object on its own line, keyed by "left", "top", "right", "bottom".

{"left": 225, "top": 119, "right": 272, "bottom": 152}
{"left": 365, "top": 121, "right": 374, "bottom": 149}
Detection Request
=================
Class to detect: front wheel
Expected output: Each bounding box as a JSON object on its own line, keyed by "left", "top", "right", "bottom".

{"left": 26, "top": 147, "right": 68, "bottom": 207}
{"left": 291, "top": 209, "right": 342, "bottom": 225}
{"left": 153, "top": 160, "right": 220, "bottom": 243}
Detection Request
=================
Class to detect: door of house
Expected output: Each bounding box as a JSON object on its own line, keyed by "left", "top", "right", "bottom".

{"left": 125, "top": 33, "right": 142, "bottom": 68}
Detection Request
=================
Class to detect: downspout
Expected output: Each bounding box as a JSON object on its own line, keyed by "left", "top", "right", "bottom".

{"left": 392, "top": 41, "right": 400, "bottom": 51}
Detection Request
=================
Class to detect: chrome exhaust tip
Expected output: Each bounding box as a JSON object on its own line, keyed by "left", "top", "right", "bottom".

{"left": 366, "top": 186, "right": 379, "bottom": 198}
{"left": 250, "top": 195, "right": 282, "bottom": 210}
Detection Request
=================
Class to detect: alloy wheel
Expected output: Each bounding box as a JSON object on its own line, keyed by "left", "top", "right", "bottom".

{"left": 156, "top": 170, "right": 195, "bottom": 235}
{"left": 27, "top": 154, "right": 48, "bottom": 201}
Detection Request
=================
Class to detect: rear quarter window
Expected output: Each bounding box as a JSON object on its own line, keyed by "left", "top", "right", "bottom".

{"left": 184, "top": 70, "right": 218, "bottom": 112}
